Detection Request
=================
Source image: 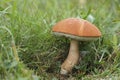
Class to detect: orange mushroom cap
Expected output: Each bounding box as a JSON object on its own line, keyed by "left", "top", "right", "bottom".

{"left": 52, "top": 18, "right": 101, "bottom": 40}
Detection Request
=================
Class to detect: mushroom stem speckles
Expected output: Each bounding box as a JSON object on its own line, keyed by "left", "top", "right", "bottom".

{"left": 60, "top": 39, "right": 80, "bottom": 75}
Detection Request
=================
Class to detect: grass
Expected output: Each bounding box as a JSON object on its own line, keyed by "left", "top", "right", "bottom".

{"left": 0, "top": 0, "right": 120, "bottom": 80}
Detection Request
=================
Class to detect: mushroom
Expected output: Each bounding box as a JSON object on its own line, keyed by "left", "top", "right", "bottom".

{"left": 52, "top": 18, "right": 101, "bottom": 75}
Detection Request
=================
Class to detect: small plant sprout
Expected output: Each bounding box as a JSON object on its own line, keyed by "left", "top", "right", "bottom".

{"left": 79, "top": 0, "right": 86, "bottom": 8}
{"left": 52, "top": 18, "right": 101, "bottom": 75}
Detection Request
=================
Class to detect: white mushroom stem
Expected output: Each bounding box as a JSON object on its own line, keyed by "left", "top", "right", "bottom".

{"left": 60, "top": 39, "right": 80, "bottom": 75}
